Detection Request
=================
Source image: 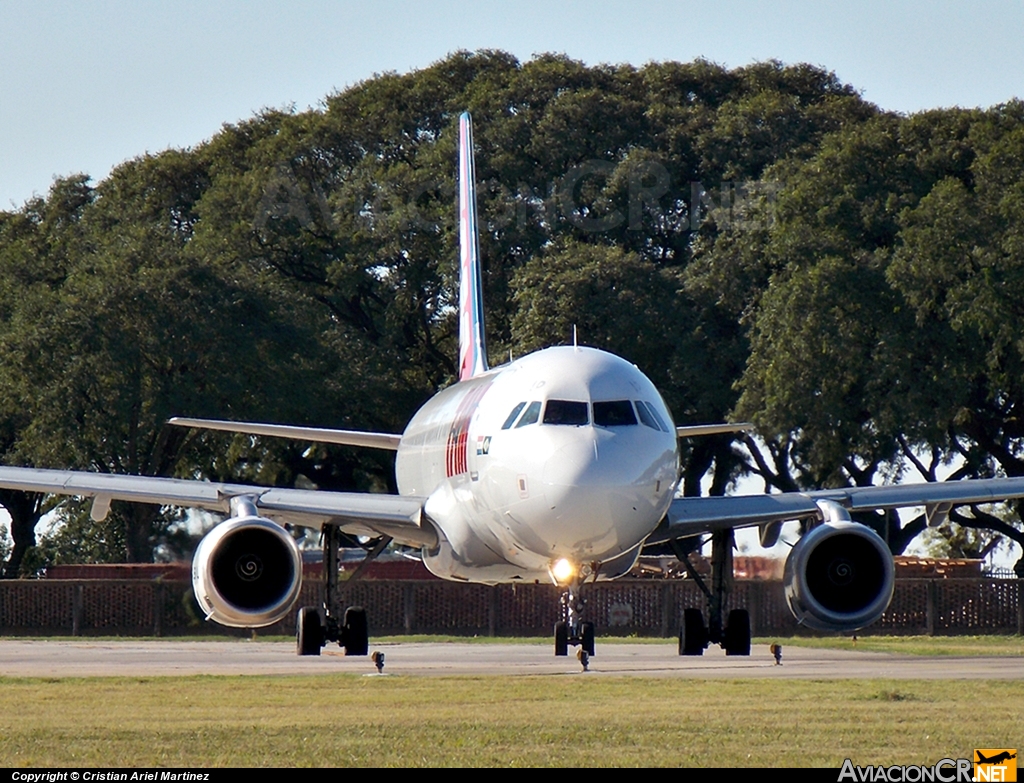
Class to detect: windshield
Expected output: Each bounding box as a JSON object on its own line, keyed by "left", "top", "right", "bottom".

{"left": 593, "top": 400, "right": 637, "bottom": 427}
{"left": 543, "top": 400, "right": 589, "bottom": 426}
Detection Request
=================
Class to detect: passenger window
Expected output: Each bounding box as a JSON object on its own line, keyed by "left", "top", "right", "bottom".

{"left": 501, "top": 402, "right": 527, "bottom": 430}
{"left": 593, "top": 400, "right": 637, "bottom": 427}
{"left": 543, "top": 400, "right": 589, "bottom": 426}
{"left": 515, "top": 401, "right": 542, "bottom": 428}
{"left": 636, "top": 400, "right": 666, "bottom": 432}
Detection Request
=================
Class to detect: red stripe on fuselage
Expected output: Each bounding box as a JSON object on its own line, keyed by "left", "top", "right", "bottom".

{"left": 444, "top": 379, "right": 493, "bottom": 478}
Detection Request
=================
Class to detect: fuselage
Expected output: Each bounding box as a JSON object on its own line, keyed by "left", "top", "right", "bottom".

{"left": 395, "top": 346, "right": 679, "bottom": 584}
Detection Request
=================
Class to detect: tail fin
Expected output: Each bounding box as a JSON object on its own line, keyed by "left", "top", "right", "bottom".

{"left": 458, "top": 112, "right": 489, "bottom": 380}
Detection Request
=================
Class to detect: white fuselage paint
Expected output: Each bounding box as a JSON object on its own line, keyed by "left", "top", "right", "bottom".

{"left": 395, "top": 346, "right": 679, "bottom": 584}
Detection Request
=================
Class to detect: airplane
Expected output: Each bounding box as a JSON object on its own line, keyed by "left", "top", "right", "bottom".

{"left": 3, "top": 111, "right": 1024, "bottom": 663}
{"left": 975, "top": 752, "right": 1017, "bottom": 766}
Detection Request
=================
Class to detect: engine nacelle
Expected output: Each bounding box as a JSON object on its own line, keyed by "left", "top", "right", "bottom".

{"left": 192, "top": 516, "right": 303, "bottom": 628}
{"left": 783, "top": 520, "right": 895, "bottom": 633}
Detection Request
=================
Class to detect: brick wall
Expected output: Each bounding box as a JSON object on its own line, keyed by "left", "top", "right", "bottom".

{"left": 1, "top": 578, "right": 1021, "bottom": 637}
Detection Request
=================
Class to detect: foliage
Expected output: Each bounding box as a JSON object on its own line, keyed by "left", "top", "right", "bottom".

{"left": 22, "top": 500, "right": 193, "bottom": 574}
{"left": 711, "top": 103, "right": 1024, "bottom": 561}
{"left": 0, "top": 51, "right": 1023, "bottom": 566}
{"left": 0, "top": 522, "right": 10, "bottom": 564}
{"left": 918, "top": 520, "right": 1008, "bottom": 561}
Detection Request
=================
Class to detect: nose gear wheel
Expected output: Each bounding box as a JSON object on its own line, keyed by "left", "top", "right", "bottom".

{"left": 553, "top": 566, "right": 598, "bottom": 668}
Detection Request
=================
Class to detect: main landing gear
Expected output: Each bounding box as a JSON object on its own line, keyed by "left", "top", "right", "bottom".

{"left": 673, "top": 528, "right": 751, "bottom": 657}
{"left": 296, "top": 525, "right": 390, "bottom": 657}
{"left": 296, "top": 604, "right": 369, "bottom": 657}
{"left": 678, "top": 606, "right": 751, "bottom": 656}
{"left": 554, "top": 570, "right": 596, "bottom": 668}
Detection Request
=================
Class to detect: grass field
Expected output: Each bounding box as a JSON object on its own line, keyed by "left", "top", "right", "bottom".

{"left": 771, "top": 634, "right": 1024, "bottom": 657}
{"left": 1, "top": 670, "right": 1022, "bottom": 766}
{"left": 1, "top": 635, "right": 1021, "bottom": 766}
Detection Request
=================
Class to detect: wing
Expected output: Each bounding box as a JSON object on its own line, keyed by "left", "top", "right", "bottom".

{"left": 675, "top": 422, "right": 753, "bottom": 438}
{"left": 168, "top": 417, "right": 402, "bottom": 451}
{"left": 0, "top": 465, "right": 434, "bottom": 548}
{"left": 647, "top": 476, "right": 1024, "bottom": 544}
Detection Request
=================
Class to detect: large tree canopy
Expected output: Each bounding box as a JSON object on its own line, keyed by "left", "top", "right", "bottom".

{"left": 710, "top": 103, "right": 1024, "bottom": 564}
{"left": 0, "top": 51, "right": 1022, "bottom": 572}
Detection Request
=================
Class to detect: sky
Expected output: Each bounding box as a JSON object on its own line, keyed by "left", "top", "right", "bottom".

{"left": 1, "top": 1, "right": 1022, "bottom": 566}
{"left": 2, "top": 0, "right": 1024, "bottom": 208}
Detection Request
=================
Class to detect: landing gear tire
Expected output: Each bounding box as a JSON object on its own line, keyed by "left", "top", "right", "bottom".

{"left": 580, "top": 621, "right": 595, "bottom": 657}
{"left": 341, "top": 607, "right": 368, "bottom": 656}
{"left": 723, "top": 608, "right": 751, "bottom": 656}
{"left": 554, "top": 621, "right": 569, "bottom": 656}
{"left": 679, "top": 607, "right": 707, "bottom": 656}
{"left": 297, "top": 606, "right": 323, "bottom": 656}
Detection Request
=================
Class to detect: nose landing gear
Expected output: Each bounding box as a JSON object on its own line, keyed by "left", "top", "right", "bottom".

{"left": 553, "top": 573, "right": 596, "bottom": 668}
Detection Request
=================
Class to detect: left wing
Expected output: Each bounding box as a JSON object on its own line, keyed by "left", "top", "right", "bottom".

{"left": 648, "top": 475, "right": 1024, "bottom": 544}
{"left": 675, "top": 422, "right": 753, "bottom": 438}
{"left": 0, "top": 465, "right": 434, "bottom": 547}
{"left": 648, "top": 475, "right": 1024, "bottom": 634}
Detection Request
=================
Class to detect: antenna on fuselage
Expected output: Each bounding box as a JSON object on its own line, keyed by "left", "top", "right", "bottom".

{"left": 457, "top": 112, "right": 489, "bottom": 381}
{"left": 572, "top": 324, "right": 579, "bottom": 352}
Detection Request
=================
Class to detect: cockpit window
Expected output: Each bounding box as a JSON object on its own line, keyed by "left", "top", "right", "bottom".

{"left": 515, "top": 401, "right": 542, "bottom": 428}
{"left": 543, "top": 400, "right": 589, "bottom": 426}
{"left": 638, "top": 399, "right": 671, "bottom": 429}
{"left": 501, "top": 402, "right": 527, "bottom": 430}
{"left": 593, "top": 400, "right": 637, "bottom": 427}
{"left": 636, "top": 400, "right": 668, "bottom": 432}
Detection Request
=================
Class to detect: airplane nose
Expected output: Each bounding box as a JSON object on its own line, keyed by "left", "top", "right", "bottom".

{"left": 536, "top": 429, "right": 673, "bottom": 555}
{"left": 542, "top": 433, "right": 598, "bottom": 486}
{"left": 541, "top": 428, "right": 669, "bottom": 488}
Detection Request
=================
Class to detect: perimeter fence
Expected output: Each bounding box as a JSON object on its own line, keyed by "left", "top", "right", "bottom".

{"left": 1, "top": 578, "right": 1021, "bottom": 637}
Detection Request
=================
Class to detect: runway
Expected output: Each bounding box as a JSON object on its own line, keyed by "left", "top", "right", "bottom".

{"left": 0, "top": 638, "right": 1021, "bottom": 678}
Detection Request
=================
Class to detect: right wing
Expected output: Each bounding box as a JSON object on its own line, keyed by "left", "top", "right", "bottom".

{"left": 168, "top": 417, "right": 402, "bottom": 451}
{"left": 647, "top": 476, "right": 1024, "bottom": 544}
{"left": 0, "top": 465, "right": 434, "bottom": 547}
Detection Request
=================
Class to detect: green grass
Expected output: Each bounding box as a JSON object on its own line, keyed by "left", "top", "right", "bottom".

{"left": 1, "top": 675, "right": 1021, "bottom": 767}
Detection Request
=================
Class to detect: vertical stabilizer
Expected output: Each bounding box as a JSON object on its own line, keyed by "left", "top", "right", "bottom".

{"left": 458, "top": 112, "right": 489, "bottom": 380}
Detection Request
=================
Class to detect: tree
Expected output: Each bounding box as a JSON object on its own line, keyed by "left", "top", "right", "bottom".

{"left": 720, "top": 104, "right": 1024, "bottom": 567}
{"left": 0, "top": 175, "right": 94, "bottom": 576}
{"left": 1, "top": 152, "right": 327, "bottom": 563}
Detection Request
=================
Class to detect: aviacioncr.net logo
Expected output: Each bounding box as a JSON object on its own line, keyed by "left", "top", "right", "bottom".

{"left": 838, "top": 758, "right": 972, "bottom": 782}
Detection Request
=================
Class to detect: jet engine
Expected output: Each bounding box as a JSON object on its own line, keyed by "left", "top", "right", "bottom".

{"left": 191, "top": 515, "right": 303, "bottom": 628}
{"left": 783, "top": 519, "right": 895, "bottom": 632}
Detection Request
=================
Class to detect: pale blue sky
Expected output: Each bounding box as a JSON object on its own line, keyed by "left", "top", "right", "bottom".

{"left": 2, "top": 1, "right": 1023, "bottom": 208}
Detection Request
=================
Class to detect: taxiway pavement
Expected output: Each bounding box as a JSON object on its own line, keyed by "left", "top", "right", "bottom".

{"left": 0, "top": 639, "right": 1021, "bottom": 678}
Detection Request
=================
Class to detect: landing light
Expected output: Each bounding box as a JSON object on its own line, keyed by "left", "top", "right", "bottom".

{"left": 551, "top": 558, "right": 575, "bottom": 583}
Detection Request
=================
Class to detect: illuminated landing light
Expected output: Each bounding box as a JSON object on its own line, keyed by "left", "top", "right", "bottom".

{"left": 551, "top": 558, "right": 576, "bottom": 584}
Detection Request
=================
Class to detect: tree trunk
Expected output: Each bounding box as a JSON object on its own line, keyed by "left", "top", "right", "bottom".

{"left": 0, "top": 490, "right": 45, "bottom": 578}
{"left": 124, "top": 503, "right": 158, "bottom": 563}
